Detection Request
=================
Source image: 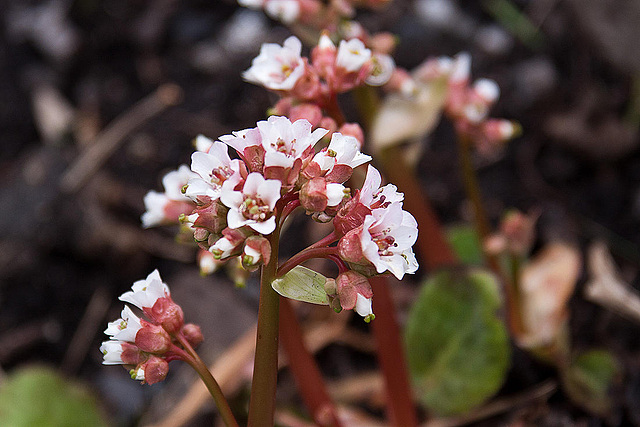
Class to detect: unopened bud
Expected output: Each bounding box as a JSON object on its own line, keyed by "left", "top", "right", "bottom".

{"left": 181, "top": 323, "right": 204, "bottom": 347}
{"left": 289, "top": 103, "right": 323, "bottom": 127}
{"left": 139, "top": 356, "right": 169, "bottom": 385}
{"left": 335, "top": 271, "right": 374, "bottom": 320}
{"left": 242, "top": 235, "right": 271, "bottom": 271}
{"left": 300, "top": 177, "right": 329, "bottom": 213}
{"left": 135, "top": 322, "right": 172, "bottom": 354}
{"left": 149, "top": 297, "right": 184, "bottom": 334}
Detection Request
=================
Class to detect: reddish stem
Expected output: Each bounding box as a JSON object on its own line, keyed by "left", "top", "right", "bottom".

{"left": 308, "top": 230, "right": 339, "bottom": 249}
{"left": 323, "top": 92, "right": 346, "bottom": 126}
{"left": 280, "top": 199, "right": 301, "bottom": 222}
{"left": 279, "top": 299, "right": 343, "bottom": 427}
{"left": 369, "top": 276, "right": 419, "bottom": 427}
{"left": 327, "top": 254, "right": 349, "bottom": 274}
{"left": 276, "top": 246, "right": 339, "bottom": 278}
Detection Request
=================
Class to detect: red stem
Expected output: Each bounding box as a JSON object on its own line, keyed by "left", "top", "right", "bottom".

{"left": 276, "top": 246, "right": 338, "bottom": 278}
{"left": 279, "top": 299, "right": 343, "bottom": 427}
{"left": 280, "top": 199, "right": 301, "bottom": 222}
{"left": 369, "top": 276, "right": 419, "bottom": 427}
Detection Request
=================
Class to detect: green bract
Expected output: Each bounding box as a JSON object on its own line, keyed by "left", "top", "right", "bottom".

{"left": 271, "top": 265, "right": 329, "bottom": 305}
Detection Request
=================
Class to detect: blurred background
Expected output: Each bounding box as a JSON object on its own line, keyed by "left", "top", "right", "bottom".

{"left": 1, "top": 0, "right": 640, "bottom": 425}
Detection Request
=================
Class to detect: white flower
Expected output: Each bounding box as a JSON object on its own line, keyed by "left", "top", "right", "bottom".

{"left": 366, "top": 54, "right": 396, "bottom": 86}
{"left": 360, "top": 203, "right": 419, "bottom": 280}
{"left": 194, "top": 134, "right": 214, "bottom": 152}
{"left": 210, "top": 235, "right": 239, "bottom": 259}
{"left": 326, "top": 183, "right": 348, "bottom": 206}
{"left": 219, "top": 127, "right": 262, "bottom": 155}
{"left": 104, "top": 306, "right": 142, "bottom": 343}
{"left": 119, "top": 270, "right": 170, "bottom": 310}
{"left": 221, "top": 172, "right": 282, "bottom": 234}
{"left": 335, "top": 39, "right": 371, "bottom": 73}
{"left": 257, "top": 116, "right": 328, "bottom": 169}
{"left": 186, "top": 140, "right": 243, "bottom": 202}
{"left": 141, "top": 165, "right": 197, "bottom": 228}
{"left": 264, "top": 0, "right": 300, "bottom": 24}
{"left": 354, "top": 293, "right": 374, "bottom": 319}
{"left": 141, "top": 191, "right": 171, "bottom": 228}
{"left": 312, "top": 132, "right": 371, "bottom": 173}
{"left": 358, "top": 165, "right": 404, "bottom": 210}
{"left": 130, "top": 367, "right": 145, "bottom": 381}
{"left": 243, "top": 36, "right": 305, "bottom": 91}
{"left": 100, "top": 340, "right": 125, "bottom": 365}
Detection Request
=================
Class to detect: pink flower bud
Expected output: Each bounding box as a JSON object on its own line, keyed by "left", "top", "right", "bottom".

{"left": 135, "top": 322, "right": 172, "bottom": 354}
{"left": 291, "top": 60, "right": 322, "bottom": 100}
{"left": 337, "top": 123, "right": 365, "bottom": 148}
{"left": 300, "top": 177, "right": 329, "bottom": 212}
{"left": 181, "top": 323, "right": 204, "bottom": 348}
{"left": 139, "top": 356, "right": 169, "bottom": 385}
{"left": 120, "top": 342, "right": 144, "bottom": 365}
{"left": 149, "top": 297, "right": 184, "bottom": 334}
{"left": 289, "top": 103, "right": 323, "bottom": 127}
{"left": 334, "top": 196, "right": 371, "bottom": 236}
{"left": 189, "top": 200, "right": 228, "bottom": 234}
{"left": 369, "top": 32, "right": 397, "bottom": 54}
{"left": 318, "top": 117, "right": 338, "bottom": 135}
{"left": 338, "top": 227, "right": 365, "bottom": 263}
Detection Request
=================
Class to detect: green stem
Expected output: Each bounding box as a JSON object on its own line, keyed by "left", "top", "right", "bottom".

{"left": 172, "top": 339, "right": 239, "bottom": 427}
{"left": 247, "top": 227, "right": 281, "bottom": 427}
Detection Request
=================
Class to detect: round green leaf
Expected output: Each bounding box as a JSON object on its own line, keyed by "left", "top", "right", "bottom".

{"left": 0, "top": 366, "right": 107, "bottom": 427}
{"left": 271, "top": 265, "right": 329, "bottom": 305}
{"left": 405, "top": 269, "right": 511, "bottom": 416}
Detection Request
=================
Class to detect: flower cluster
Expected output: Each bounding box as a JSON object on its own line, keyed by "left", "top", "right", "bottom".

{"left": 384, "top": 53, "right": 520, "bottom": 156}
{"left": 244, "top": 35, "right": 394, "bottom": 139}
{"left": 100, "top": 270, "right": 203, "bottom": 384}
{"left": 239, "top": 0, "right": 391, "bottom": 31}
{"left": 142, "top": 114, "right": 418, "bottom": 320}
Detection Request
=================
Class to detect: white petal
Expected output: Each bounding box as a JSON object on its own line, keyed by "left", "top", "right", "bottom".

{"left": 248, "top": 216, "right": 277, "bottom": 234}
{"left": 257, "top": 179, "right": 282, "bottom": 210}
{"left": 354, "top": 293, "right": 374, "bottom": 317}
{"left": 326, "top": 183, "right": 346, "bottom": 206}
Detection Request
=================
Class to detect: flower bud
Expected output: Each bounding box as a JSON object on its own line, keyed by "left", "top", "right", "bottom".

{"left": 181, "top": 323, "right": 204, "bottom": 348}
{"left": 337, "top": 123, "right": 365, "bottom": 148}
{"left": 369, "top": 32, "right": 397, "bottom": 54}
{"left": 336, "top": 271, "right": 374, "bottom": 321}
{"left": 198, "top": 249, "right": 223, "bottom": 275}
{"left": 210, "top": 227, "right": 251, "bottom": 259}
{"left": 120, "top": 342, "right": 144, "bottom": 365}
{"left": 289, "top": 103, "right": 323, "bottom": 127}
{"left": 312, "top": 32, "right": 337, "bottom": 79}
{"left": 334, "top": 197, "right": 371, "bottom": 236}
{"left": 188, "top": 200, "right": 228, "bottom": 234}
{"left": 149, "top": 297, "right": 184, "bottom": 334}
{"left": 338, "top": 228, "right": 364, "bottom": 263}
{"left": 138, "top": 356, "right": 169, "bottom": 385}
{"left": 300, "top": 177, "right": 329, "bottom": 212}
{"left": 135, "top": 322, "right": 172, "bottom": 354}
{"left": 242, "top": 235, "right": 271, "bottom": 271}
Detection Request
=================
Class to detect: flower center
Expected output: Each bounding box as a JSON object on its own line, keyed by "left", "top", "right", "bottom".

{"left": 373, "top": 233, "right": 397, "bottom": 255}
{"left": 209, "top": 166, "right": 232, "bottom": 186}
{"left": 240, "top": 196, "right": 271, "bottom": 222}
{"left": 270, "top": 137, "right": 296, "bottom": 156}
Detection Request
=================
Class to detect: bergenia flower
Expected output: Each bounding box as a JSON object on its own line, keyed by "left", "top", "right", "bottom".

{"left": 141, "top": 165, "right": 197, "bottom": 228}
{"left": 100, "top": 340, "right": 126, "bottom": 365}
{"left": 119, "top": 270, "right": 169, "bottom": 311}
{"left": 335, "top": 38, "right": 372, "bottom": 73}
{"left": 104, "top": 305, "right": 142, "bottom": 343}
{"left": 221, "top": 172, "right": 282, "bottom": 234}
{"left": 257, "top": 115, "right": 328, "bottom": 169}
{"left": 360, "top": 203, "right": 419, "bottom": 279}
{"left": 186, "top": 140, "right": 243, "bottom": 203}
{"left": 243, "top": 36, "right": 305, "bottom": 91}
{"left": 311, "top": 132, "right": 371, "bottom": 175}
{"left": 358, "top": 165, "right": 404, "bottom": 210}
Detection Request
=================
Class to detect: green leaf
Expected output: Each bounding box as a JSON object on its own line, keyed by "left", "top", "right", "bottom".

{"left": 562, "top": 349, "right": 620, "bottom": 416}
{"left": 446, "top": 225, "right": 484, "bottom": 266}
{"left": 405, "top": 268, "right": 511, "bottom": 416}
{"left": 271, "top": 265, "right": 329, "bottom": 305}
{"left": 0, "top": 366, "right": 107, "bottom": 427}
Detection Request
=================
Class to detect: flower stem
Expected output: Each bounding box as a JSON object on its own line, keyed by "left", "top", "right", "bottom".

{"left": 276, "top": 246, "right": 339, "bottom": 278}
{"left": 172, "top": 340, "right": 239, "bottom": 427}
{"left": 369, "top": 276, "right": 419, "bottom": 427}
{"left": 279, "top": 299, "right": 343, "bottom": 426}
{"left": 247, "top": 227, "right": 281, "bottom": 427}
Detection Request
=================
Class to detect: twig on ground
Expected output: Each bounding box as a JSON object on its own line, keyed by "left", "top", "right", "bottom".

{"left": 59, "top": 83, "right": 182, "bottom": 194}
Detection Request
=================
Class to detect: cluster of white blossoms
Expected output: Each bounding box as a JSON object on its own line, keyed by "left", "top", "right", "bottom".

{"left": 100, "top": 270, "right": 203, "bottom": 384}
{"left": 142, "top": 115, "right": 418, "bottom": 319}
